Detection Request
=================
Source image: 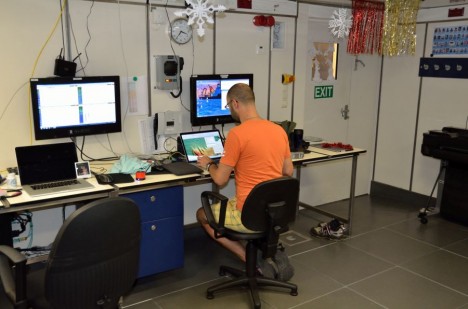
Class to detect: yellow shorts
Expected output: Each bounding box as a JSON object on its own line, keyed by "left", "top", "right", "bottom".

{"left": 211, "top": 197, "right": 258, "bottom": 233}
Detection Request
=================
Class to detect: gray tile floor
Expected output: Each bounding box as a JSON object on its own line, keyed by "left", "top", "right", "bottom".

{"left": 123, "top": 195, "right": 468, "bottom": 309}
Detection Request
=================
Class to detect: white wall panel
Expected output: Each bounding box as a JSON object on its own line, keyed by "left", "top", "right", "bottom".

{"left": 1, "top": 0, "right": 65, "bottom": 168}
{"left": 374, "top": 24, "right": 426, "bottom": 190}
{"left": 293, "top": 4, "right": 310, "bottom": 129}
{"left": 149, "top": 6, "right": 214, "bottom": 135}
{"left": 67, "top": 1, "right": 148, "bottom": 157}
{"left": 215, "top": 13, "right": 270, "bottom": 119}
{"left": 413, "top": 21, "right": 468, "bottom": 195}
{"left": 269, "top": 16, "right": 296, "bottom": 122}
{"left": 297, "top": 16, "right": 379, "bottom": 206}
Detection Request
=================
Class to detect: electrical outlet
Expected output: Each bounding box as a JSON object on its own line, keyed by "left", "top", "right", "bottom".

{"left": 256, "top": 44, "right": 265, "bottom": 55}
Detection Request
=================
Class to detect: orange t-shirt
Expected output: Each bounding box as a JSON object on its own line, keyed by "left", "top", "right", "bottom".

{"left": 220, "top": 119, "right": 291, "bottom": 211}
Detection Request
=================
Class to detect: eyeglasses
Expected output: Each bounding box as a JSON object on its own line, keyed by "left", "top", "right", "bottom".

{"left": 225, "top": 99, "right": 234, "bottom": 109}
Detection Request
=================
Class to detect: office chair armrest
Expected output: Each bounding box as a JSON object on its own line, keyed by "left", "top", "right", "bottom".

{"left": 201, "top": 191, "right": 229, "bottom": 238}
{"left": 0, "top": 246, "right": 26, "bottom": 264}
{"left": 0, "top": 245, "right": 27, "bottom": 307}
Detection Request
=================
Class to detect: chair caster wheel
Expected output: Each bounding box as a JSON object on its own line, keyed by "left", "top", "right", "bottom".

{"left": 206, "top": 292, "right": 214, "bottom": 299}
{"left": 291, "top": 289, "right": 298, "bottom": 296}
{"left": 418, "top": 210, "right": 428, "bottom": 224}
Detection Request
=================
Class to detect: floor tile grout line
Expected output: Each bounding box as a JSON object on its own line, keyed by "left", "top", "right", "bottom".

{"left": 397, "top": 265, "right": 468, "bottom": 297}
{"left": 343, "top": 265, "right": 398, "bottom": 287}
{"left": 289, "top": 239, "right": 341, "bottom": 258}
{"left": 342, "top": 241, "right": 405, "bottom": 266}
{"left": 122, "top": 298, "right": 153, "bottom": 308}
{"left": 286, "top": 285, "right": 389, "bottom": 309}
{"left": 386, "top": 225, "right": 468, "bottom": 256}
{"left": 122, "top": 277, "right": 224, "bottom": 308}
{"left": 344, "top": 286, "right": 390, "bottom": 309}
{"left": 439, "top": 247, "right": 468, "bottom": 260}
{"left": 381, "top": 225, "right": 446, "bottom": 249}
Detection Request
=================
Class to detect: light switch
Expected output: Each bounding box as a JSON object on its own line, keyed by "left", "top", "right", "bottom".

{"left": 256, "top": 44, "right": 265, "bottom": 55}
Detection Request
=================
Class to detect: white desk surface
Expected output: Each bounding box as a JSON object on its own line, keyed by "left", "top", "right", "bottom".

{"left": 294, "top": 146, "right": 366, "bottom": 164}
{"left": 1, "top": 147, "right": 366, "bottom": 210}
{"left": 1, "top": 173, "right": 203, "bottom": 208}
{"left": 0, "top": 177, "right": 113, "bottom": 210}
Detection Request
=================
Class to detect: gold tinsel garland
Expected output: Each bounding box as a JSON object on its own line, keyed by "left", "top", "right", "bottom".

{"left": 382, "top": 0, "right": 421, "bottom": 56}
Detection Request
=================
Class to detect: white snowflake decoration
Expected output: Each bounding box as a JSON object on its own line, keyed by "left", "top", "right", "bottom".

{"left": 328, "top": 8, "right": 353, "bottom": 39}
{"left": 174, "top": 0, "right": 226, "bottom": 37}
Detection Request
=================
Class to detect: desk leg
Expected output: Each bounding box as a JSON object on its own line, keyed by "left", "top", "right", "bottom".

{"left": 296, "top": 154, "right": 359, "bottom": 236}
{"left": 295, "top": 165, "right": 302, "bottom": 216}
{"left": 296, "top": 162, "right": 349, "bottom": 223}
{"left": 347, "top": 155, "right": 358, "bottom": 235}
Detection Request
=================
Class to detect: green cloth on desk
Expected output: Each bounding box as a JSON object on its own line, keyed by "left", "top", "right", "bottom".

{"left": 110, "top": 155, "right": 152, "bottom": 174}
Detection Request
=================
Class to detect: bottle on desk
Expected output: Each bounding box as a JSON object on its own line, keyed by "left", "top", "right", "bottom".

{"left": 6, "top": 173, "right": 17, "bottom": 188}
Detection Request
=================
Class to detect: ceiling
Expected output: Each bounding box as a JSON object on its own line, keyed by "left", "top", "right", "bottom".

{"left": 296, "top": 0, "right": 468, "bottom": 9}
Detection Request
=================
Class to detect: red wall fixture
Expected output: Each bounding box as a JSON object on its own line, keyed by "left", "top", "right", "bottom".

{"left": 253, "top": 15, "right": 275, "bottom": 27}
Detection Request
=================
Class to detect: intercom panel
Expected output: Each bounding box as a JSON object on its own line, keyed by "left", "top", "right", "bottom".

{"left": 155, "top": 55, "right": 183, "bottom": 90}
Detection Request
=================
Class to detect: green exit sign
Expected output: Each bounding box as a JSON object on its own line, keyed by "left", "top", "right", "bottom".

{"left": 314, "top": 85, "right": 334, "bottom": 99}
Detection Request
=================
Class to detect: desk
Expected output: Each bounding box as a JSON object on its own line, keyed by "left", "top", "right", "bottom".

{"left": 293, "top": 147, "right": 366, "bottom": 235}
{"left": 0, "top": 146, "right": 365, "bottom": 277}
{"left": 0, "top": 173, "right": 201, "bottom": 278}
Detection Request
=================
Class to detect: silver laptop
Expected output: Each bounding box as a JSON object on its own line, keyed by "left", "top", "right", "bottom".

{"left": 15, "top": 142, "right": 93, "bottom": 197}
{"left": 160, "top": 130, "right": 225, "bottom": 176}
{"left": 179, "top": 130, "right": 225, "bottom": 164}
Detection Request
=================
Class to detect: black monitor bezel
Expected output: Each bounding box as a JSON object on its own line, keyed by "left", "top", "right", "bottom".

{"left": 189, "top": 74, "right": 253, "bottom": 126}
{"left": 30, "top": 75, "right": 122, "bottom": 140}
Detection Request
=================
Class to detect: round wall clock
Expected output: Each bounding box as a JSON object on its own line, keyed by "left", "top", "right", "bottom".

{"left": 170, "top": 18, "right": 193, "bottom": 44}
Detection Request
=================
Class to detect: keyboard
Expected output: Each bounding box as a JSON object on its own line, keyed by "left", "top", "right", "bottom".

{"left": 31, "top": 179, "right": 80, "bottom": 190}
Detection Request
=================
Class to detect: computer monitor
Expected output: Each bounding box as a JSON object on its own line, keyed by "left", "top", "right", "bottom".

{"left": 189, "top": 74, "right": 253, "bottom": 126}
{"left": 30, "top": 76, "right": 122, "bottom": 140}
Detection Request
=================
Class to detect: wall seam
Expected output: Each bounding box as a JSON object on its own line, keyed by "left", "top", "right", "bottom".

{"left": 409, "top": 23, "right": 429, "bottom": 191}
{"left": 291, "top": 5, "right": 299, "bottom": 122}
{"left": 372, "top": 55, "right": 385, "bottom": 182}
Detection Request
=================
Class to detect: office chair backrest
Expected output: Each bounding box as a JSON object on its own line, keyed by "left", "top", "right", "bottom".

{"left": 241, "top": 177, "right": 299, "bottom": 232}
{"left": 44, "top": 197, "right": 141, "bottom": 309}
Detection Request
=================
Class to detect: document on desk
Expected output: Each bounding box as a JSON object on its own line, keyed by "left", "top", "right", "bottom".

{"left": 138, "top": 117, "right": 156, "bottom": 155}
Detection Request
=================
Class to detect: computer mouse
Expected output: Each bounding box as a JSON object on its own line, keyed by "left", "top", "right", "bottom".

{"left": 152, "top": 165, "right": 165, "bottom": 172}
{"left": 96, "top": 174, "right": 113, "bottom": 184}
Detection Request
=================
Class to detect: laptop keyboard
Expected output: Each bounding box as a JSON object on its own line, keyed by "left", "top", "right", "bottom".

{"left": 31, "top": 179, "right": 80, "bottom": 190}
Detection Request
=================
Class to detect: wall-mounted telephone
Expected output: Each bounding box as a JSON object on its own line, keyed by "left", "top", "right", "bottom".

{"left": 154, "top": 111, "right": 182, "bottom": 152}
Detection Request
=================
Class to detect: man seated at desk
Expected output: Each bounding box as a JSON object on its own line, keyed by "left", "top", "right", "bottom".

{"left": 196, "top": 83, "right": 293, "bottom": 264}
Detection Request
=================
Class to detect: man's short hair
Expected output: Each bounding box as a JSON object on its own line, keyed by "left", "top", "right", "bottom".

{"left": 227, "top": 83, "right": 255, "bottom": 104}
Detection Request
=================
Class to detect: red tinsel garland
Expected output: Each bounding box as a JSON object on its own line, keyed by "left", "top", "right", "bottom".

{"left": 347, "top": 0, "right": 385, "bottom": 55}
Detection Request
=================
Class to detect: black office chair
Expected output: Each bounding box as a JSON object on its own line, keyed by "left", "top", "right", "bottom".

{"left": 0, "top": 196, "right": 141, "bottom": 309}
{"left": 201, "top": 177, "right": 299, "bottom": 309}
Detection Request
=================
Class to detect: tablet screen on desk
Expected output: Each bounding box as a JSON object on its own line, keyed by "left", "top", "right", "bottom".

{"left": 179, "top": 130, "right": 224, "bottom": 163}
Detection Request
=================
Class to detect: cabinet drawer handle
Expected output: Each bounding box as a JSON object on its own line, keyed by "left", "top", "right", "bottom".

{"left": 150, "top": 195, "right": 156, "bottom": 202}
{"left": 151, "top": 225, "right": 157, "bottom": 231}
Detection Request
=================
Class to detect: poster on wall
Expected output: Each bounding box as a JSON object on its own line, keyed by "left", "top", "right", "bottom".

{"left": 311, "top": 42, "right": 338, "bottom": 81}
{"left": 432, "top": 25, "right": 468, "bottom": 55}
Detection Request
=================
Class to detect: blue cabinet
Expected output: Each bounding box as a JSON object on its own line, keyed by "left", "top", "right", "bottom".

{"left": 123, "top": 186, "right": 184, "bottom": 278}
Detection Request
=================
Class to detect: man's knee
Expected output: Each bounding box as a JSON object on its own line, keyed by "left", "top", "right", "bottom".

{"left": 196, "top": 207, "right": 208, "bottom": 225}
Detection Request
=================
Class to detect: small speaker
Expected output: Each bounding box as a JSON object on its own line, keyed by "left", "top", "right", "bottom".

{"left": 292, "top": 129, "right": 304, "bottom": 152}
{"left": 54, "top": 58, "right": 77, "bottom": 77}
